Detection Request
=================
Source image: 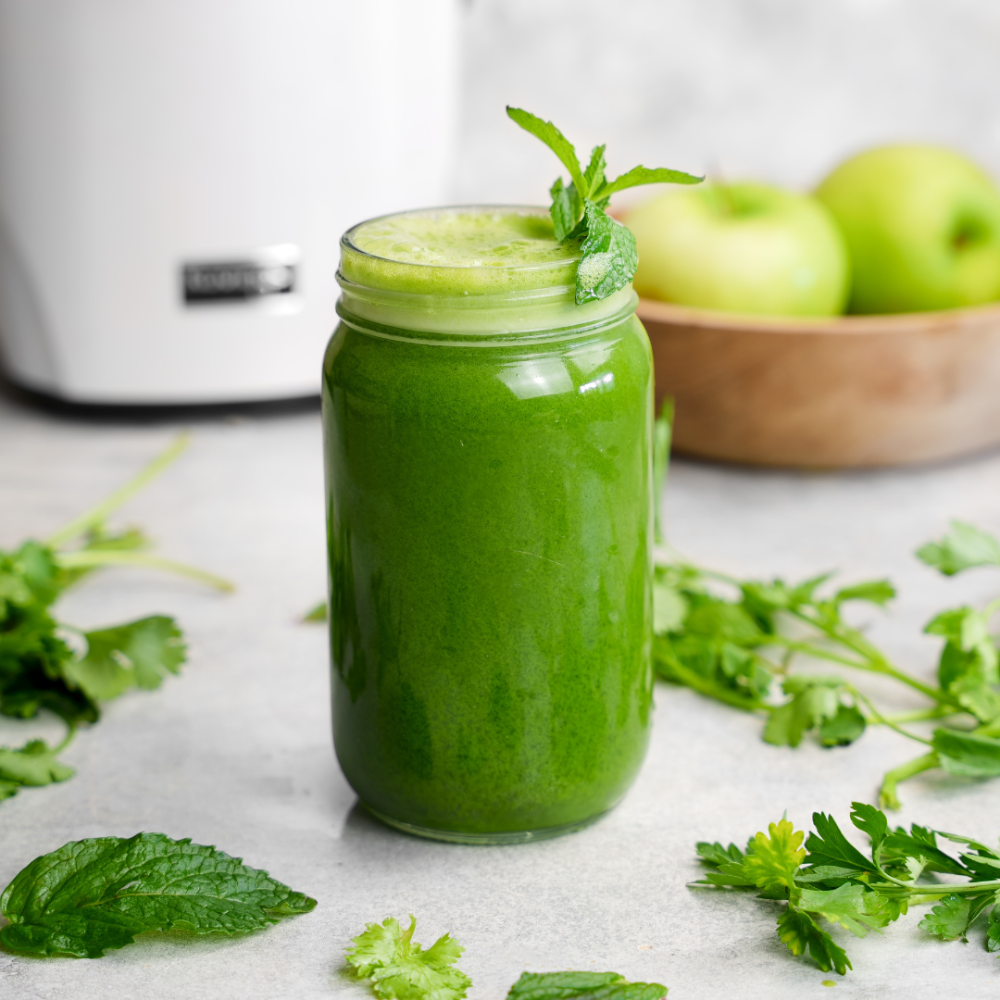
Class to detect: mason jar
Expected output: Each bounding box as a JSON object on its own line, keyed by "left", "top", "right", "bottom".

{"left": 322, "top": 206, "right": 654, "bottom": 843}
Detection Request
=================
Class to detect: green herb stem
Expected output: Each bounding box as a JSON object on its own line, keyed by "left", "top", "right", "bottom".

{"left": 56, "top": 550, "right": 233, "bottom": 593}
{"left": 46, "top": 434, "right": 191, "bottom": 549}
{"left": 849, "top": 689, "right": 933, "bottom": 747}
{"left": 878, "top": 752, "right": 939, "bottom": 811}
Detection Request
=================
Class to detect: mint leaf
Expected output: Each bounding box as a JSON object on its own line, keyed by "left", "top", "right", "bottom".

{"left": 507, "top": 971, "right": 667, "bottom": 1000}
{"left": 347, "top": 915, "right": 471, "bottom": 1000}
{"left": 988, "top": 906, "right": 1000, "bottom": 952}
{"left": 63, "top": 616, "right": 186, "bottom": 701}
{"left": 596, "top": 165, "right": 701, "bottom": 199}
{"left": 0, "top": 832, "right": 315, "bottom": 957}
{"left": 506, "top": 107, "right": 585, "bottom": 196}
{"left": 507, "top": 107, "right": 700, "bottom": 302}
{"left": 932, "top": 728, "right": 1000, "bottom": 777}
{"left": 575, "top": 201, "right": 637, "bottom": 304}
{"left": 0, "top": 739, "right": 74, "bottom": 787}
{"left": 776, "top": 907, "right": 851, "bottom": 975}
{"left": 549, "top": 177, "right": 583, "bottom": 242}
{"left": 917, "top": 522, "right": 1000, "bottom": 576}
{"left": 581, "top": 146, "right": 608, "bottom": 201}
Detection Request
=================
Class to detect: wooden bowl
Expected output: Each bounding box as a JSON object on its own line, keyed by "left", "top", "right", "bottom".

{"left": 638, "top": 298, "right": 1000, "bottom": 468}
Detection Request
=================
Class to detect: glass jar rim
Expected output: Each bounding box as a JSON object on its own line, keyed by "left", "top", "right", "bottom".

{"left": 341, "top": 204, "right": 582, "bottom": 276}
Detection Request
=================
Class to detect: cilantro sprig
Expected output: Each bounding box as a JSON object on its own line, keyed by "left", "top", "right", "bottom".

{"left": 506, "top": 107, "right": 701, "bottom": 304}
{"left": 653, "top": 406, "right": 1000, "bottom": 808}
{"left": 653, "top": 521, "right": 1000, "bottom": 809}
{"left": 0, "top": 832, "right": 315, "bottom": 957}
{"left": 0, "top": 436, "right": 231, "bottom": 802}
{"left": 694, "top": 804, "right": 1000, "bottom": 976}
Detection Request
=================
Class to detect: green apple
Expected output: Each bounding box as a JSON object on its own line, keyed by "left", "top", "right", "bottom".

{"left": 816, "top": 145, "right": 1000, "bottom": 314}
{"left": 625, "top": 182, "right": 849, "bottom": 317}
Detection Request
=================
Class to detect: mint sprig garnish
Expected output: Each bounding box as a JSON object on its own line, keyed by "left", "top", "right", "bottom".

{"left": 506, "top": 107, "right": 701, "bottom": 303}
{"left": 0, "top": 832, "right": 316, "bottom": 957}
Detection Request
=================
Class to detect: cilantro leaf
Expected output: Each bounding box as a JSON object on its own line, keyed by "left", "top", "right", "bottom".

{"left": 63, "top": 616, "right": 186, "bottom": 701}
{"left": 0, "top": 832, "right": 316, "bottom": 957}
{"left": 818, "top": 705, "right": 866, "bottom": 746}
{"left": 575, "top": 202, "right": 637, "bottom": 304}
{"left": 932, "top": 728, "right": 1000, "bottom": 777}
{"left": 917, "top": 522, "right": 1000, "bottom": 576}
{"left": 347, "top": 915, "right": 472, "bottom": 1000}
{"left": 0, "top": 739, "right": 74, "bottom": 787}
{"left": 507, "top": 971, "right": 667, "bottom": 1000}
{"left": 776, "top": 907, "right": 851, "bottom": 975}
{"left": 764, "top": 678, "right": 843, "bottom": 748}
{"left": 925, "top": 607, "right": 1000, "bottom": 723}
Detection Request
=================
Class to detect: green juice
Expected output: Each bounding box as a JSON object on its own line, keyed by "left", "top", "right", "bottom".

{"left": 323, "top": 207, "right": 654, "bottom": 842}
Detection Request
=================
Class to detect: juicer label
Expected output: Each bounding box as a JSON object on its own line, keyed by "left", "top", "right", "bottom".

{"left": 182, "top": 245, "right": 299, "bottom": 303}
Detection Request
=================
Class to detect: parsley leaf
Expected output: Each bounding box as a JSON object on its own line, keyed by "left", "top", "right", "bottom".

{"left": 506, "top": 107, "right": 700, "bottom": 303}
{"left": 741, "top": 819, "right": 806, "bottom": 893}
{"left": 347, "top": 915, "right": 472, "bottom": 1000}
{"left": 776, "top": 908, "right": 852, "bottom": 975}
{"left": 507, "top": 971, "right": 667, "bottom": 1000}
{"left": 0, "top": 832, "right": 316, "bottom": 957}
{"left": 917, "top": 521, "right": 1000, "bottom": 576}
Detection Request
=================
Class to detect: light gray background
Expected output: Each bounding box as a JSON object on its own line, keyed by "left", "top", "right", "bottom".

{"left": 456, "top": 0, "right": 1000, "bottom": 207}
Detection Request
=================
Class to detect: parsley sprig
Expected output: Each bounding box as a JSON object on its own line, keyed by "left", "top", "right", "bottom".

{"left": 695, "top": 804, "right": 1000, "bottom": 976}
{"left": 506, "top": 107, "right": 701, "bottom": 304}
{"left": 0, "top": 435, "right": 231, "bottom": 802}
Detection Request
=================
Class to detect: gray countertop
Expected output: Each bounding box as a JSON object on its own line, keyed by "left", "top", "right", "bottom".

{"left": 2, "top": 387, "right": 1000, "bottom": 1000}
